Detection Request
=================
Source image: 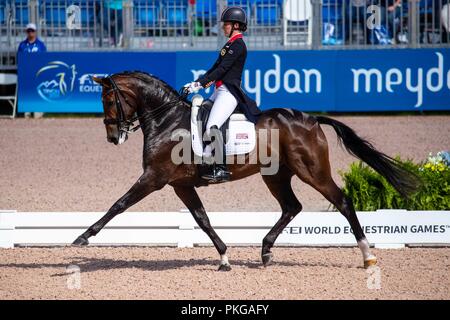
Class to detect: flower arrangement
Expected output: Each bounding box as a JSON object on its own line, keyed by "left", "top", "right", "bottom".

{"left": 421, "top": 151, "right": 450, "bottom": 172}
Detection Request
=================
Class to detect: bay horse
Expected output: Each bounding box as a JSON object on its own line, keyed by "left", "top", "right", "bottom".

{"left": 72, "top": 71, "right": 419, "bottom": 271}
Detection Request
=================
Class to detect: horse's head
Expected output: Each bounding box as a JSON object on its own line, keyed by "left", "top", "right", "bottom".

{"left": 93, "top": 75, "right": 138, "bottom": 145}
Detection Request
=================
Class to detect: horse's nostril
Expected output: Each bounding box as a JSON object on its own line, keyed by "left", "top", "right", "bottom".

{"left": 107, "top": 136, "right": 117, "bottom": 144}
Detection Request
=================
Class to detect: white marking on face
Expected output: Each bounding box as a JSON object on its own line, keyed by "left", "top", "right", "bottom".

{"left": 118, "top": 132, "right": 127, "bottom": 145}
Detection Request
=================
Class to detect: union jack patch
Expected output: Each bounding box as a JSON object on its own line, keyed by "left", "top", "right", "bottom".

{"left": 236, "top": 133, "right": 248, "bottom": 139}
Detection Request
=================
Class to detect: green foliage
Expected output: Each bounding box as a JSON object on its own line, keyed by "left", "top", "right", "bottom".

{"left": 340, "top": 154, "right": 450, "bottom": 211}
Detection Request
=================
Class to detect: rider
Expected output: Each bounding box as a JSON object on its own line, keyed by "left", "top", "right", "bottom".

{"left": 184, "top": 6, "right": 261, "bottom": 182}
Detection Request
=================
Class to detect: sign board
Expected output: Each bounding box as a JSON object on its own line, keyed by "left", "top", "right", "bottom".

{"left": 18, "top": 48, "right": 450, "bottom": 112}
{"left": 1, "top": 210, "right": 449, "bottom": 248}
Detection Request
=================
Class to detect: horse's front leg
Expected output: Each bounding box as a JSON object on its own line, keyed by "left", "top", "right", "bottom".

{"left": 173, "top": 185, "right": 231, "bottom": 271}
{"left": 72, "top": 171, "right": 165, "bottom": 245}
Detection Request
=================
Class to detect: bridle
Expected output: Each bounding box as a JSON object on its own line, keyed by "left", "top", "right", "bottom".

{"left": 102, "top": 75, "right": 191, "bottom": 135}
{"left": 103, "top": 76, "right": 141, "bottom": 134}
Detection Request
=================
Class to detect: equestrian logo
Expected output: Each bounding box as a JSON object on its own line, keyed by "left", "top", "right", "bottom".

{"left": 36, "top": 61, "right": 77, "bottom": 102}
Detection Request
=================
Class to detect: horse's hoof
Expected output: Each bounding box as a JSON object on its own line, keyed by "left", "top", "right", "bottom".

{"left": 364, "top": 257, "right": 378, "bottom": 269}
{"left": 218, "top": 263, "right": 232, "bottom": 272}
{"left": 262, "top": 252, "right": 273, "bottom": 267}
{"left": 72, "top": 236, "right": 89, "bottom": 246}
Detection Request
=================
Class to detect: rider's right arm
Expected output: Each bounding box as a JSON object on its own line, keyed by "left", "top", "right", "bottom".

{"left": 196, "top": 59, "right": 220, "bottom": 85}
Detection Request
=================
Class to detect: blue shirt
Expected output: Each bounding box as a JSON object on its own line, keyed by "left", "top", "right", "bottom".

{"left": 17, "top": 38, "right": 47, "bottom": 53}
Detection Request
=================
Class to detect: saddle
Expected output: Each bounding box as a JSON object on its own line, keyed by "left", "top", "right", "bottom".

{"left": 190, "top": 94, "right": 256, "bottom": 157}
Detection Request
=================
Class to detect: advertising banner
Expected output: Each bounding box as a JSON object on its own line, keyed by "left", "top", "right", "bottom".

{"left": 1, "top": 210, "right": 449, "bottom": 247}
{"left": 18, "top": 52, "right": 176, "bottom": 112}
{"left": 18, "top": 48, "right": 450, "bottom": 112}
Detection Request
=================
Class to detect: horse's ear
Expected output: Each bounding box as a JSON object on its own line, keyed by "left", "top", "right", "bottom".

{"left": 92, "top": 76, "right": 105, "bottom": 85}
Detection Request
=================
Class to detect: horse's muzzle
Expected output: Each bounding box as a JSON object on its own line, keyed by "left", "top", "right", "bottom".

{"left": 107, "top": 136, "right": 119, "bottom": 145}
{"left": 107, "top": 131, "right": 128, "bottom": 145}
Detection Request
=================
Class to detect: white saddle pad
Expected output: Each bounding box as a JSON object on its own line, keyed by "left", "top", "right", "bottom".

{"left": 190, "top": 96, "right": 256, "bottom": 157}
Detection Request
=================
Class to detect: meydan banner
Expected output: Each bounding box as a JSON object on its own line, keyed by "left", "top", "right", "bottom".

{"left": 18, "top": 48, "right": 450, "bottom": 112}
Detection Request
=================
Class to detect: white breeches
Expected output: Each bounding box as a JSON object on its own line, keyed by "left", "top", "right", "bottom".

{"left": 205, "top": 84, "right": 238, "bottom": 136}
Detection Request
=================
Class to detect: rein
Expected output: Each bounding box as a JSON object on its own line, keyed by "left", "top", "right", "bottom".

{"left": 103, "top": 76, "right": 190, "bottom": 134}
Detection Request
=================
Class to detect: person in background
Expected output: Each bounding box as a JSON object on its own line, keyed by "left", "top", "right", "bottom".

{"left": 437, "top": 0, "right": 449, "bottom": 43}
{"left": 17, "top": 23, "right": 47, "bottom": 53}
{"left": 103, "top": 0, "right": 123, "bottom": 47}
{"left": 17, "top": 23, "right": 46, "bottom": 118}
{"left": 377, "top": 0, "right": 402, "bottom": 42}
{"left": 345, "top": 0, "right": 372, "bottom": 44}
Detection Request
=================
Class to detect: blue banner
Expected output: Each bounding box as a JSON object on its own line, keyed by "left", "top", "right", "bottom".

{"left": 18, "top": 52, "right": 176, "bottom": 112}
{"left": 18, "top": 48, "right": 450, "bottom": 112}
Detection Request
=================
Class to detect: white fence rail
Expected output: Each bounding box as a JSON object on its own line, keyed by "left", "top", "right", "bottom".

{"left": 1, "top": 210, "right": 449, "bottom": 248}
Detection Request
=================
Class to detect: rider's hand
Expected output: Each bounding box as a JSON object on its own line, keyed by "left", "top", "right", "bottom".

{"left": 184, "top": 81, "right": 202, "bottom": 94}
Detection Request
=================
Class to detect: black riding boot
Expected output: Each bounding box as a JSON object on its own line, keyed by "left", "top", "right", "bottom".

{"left": 202, "top": 125, "right": 231, "bottom": 183}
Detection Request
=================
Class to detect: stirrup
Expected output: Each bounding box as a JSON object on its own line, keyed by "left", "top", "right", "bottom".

{"left": 201, "top": 164, "right": 231, "bottom": 182}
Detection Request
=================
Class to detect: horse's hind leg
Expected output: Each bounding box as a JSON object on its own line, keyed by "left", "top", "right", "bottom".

{"left": 311, "top": 178, "right": 377, "bottom": 268}
{"left": 173, "top": 185, "right": 231, "bottom": 271}
{"left": 285, "top": 129, "right": 377, "bottom": 268}
{"left": 261, "top": 166, "right": 302, "bottom": 266}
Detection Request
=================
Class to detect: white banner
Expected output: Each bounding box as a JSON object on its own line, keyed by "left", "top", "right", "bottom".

{"left": 0, "top": 210, "right": 449, "bottom": 248}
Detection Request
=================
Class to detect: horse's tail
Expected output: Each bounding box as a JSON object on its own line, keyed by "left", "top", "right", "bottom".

{"left": 315, "top": 115, "right": 421, "bottom": 197}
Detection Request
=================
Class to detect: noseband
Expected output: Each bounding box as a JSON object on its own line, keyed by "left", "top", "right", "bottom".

{"left": 103, "top": 76, "right": 141, "bottom": 134}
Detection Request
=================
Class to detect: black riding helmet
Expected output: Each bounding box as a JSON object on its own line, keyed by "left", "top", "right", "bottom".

{"left": 221, "top": 6, "right": 247, "bottom": 36}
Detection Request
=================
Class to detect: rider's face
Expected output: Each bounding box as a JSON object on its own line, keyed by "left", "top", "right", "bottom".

{"left": 222, "top": 22, "right": 236, "bottom": 36}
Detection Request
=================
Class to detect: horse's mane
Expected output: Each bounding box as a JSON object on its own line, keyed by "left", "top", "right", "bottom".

{"left": 113, "top": 70, "right": 181, "bottom": 98}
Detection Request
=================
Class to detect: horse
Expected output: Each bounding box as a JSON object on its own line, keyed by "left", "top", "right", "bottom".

{"left": 72, "top": 71, "right": 420, "bottom": 271}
